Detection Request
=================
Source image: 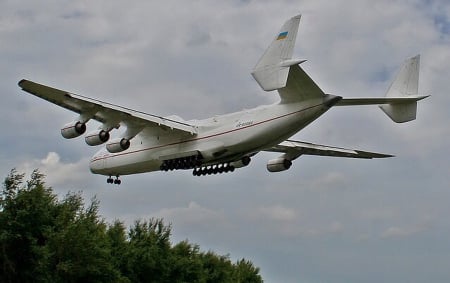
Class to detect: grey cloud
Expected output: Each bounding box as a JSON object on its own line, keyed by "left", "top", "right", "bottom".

{"left": 2, "top": 1, "right": 450, "bottom": 282}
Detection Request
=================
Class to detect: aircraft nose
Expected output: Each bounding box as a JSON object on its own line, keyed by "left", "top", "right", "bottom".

{"left": 89, "top": 158, "right": 102, "bottom": 174}
{"left": 89, "top": 151, "right": 107, "bottom": 174}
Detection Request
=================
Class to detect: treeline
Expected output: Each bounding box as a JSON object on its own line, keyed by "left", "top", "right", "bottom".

{"left": 0, "top": 169, "right": 263, "bottom": 283}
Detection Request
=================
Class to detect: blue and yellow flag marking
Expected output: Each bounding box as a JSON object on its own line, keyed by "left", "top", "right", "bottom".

{"left": 277, "top": 31, "right": 288, "bottom": 40}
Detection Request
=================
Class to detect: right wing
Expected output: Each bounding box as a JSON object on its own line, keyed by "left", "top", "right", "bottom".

{"left": 18, "top": 79, "right": 198, "bottom": 136}
{"left": 265, "top": 139, "right": 393, "bottom": 159}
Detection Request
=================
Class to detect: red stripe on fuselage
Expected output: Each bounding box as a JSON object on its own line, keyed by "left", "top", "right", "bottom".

{"left": 91, "top": 102, "right": 324, "bottom": 163}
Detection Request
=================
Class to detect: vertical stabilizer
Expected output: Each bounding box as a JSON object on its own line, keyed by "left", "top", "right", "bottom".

{"left": 252, "top": 15, "right": 302, "bottom": 91}
{"left": 380, "top": 55, "right": 421, "bottom": 123}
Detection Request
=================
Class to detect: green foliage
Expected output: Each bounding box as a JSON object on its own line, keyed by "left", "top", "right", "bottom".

{"left": 0, "top": 169, "right": 263, "bottom": 283}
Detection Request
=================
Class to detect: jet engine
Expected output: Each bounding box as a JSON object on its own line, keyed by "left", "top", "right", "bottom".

{"left": 106, "top": 138, "right": 130, "bottom": 153}
{"left": 266, "top": 158, "right": 292, "bottom": 172}
{"left": 85, "top": 130, "right": 110, "bottom": 146}
{"left": 61, "top": 121, "right": 86, "bottom": 139}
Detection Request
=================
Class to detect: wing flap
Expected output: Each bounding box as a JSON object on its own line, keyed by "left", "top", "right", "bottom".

{"left": 265, "top": 139, "right": 393, "bottom": 159}
{"left": 18, "top": 79, "right": 198, "bottom": 135}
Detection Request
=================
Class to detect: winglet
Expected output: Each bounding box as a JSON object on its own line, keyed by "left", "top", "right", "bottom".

{"left": 252, "top": 15, "right": 302, "bottom": 91}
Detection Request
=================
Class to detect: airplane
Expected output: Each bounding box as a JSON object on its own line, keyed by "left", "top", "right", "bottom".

{"left": 18, "top": 15, "right": 428, "bottom": 185}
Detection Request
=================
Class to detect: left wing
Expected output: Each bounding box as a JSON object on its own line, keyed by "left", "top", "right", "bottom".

{"left": 18, "top": 79, "right": 198, "bottom": 136}
{"left": 265, "top": 139, "right": 393, "bottom": 159}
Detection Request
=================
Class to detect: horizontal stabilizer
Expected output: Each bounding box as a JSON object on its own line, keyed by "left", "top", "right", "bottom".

{"left": 336, "top": 55, "right": 428, "bottom": 123}
{"left": 337, "top": 95, "right": 429, "bottom": 106}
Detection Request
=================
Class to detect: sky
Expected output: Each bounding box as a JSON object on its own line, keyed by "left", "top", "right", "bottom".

{"left": 1, "top": 0, "right": 449, "bottom": 282}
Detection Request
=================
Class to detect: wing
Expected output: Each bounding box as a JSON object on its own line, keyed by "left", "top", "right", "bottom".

{"left": 264, "top": 139, "right": 393, "bottom": 159}
{"left": 18, "top": 79, "right": 197, "bottom": 135}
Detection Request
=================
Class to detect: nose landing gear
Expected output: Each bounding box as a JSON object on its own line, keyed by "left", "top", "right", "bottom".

{"left": 107, "top": 176, "right": 121, "bottom": 185}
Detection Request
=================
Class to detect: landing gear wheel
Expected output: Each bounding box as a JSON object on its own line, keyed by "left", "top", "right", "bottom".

{"left": 113, "top": 176, "right": 121, "bottom": 185}
{"left": 107, "top": 176, "right": 121, "bottom": 185}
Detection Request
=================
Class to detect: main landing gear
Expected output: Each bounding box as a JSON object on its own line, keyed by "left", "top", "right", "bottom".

{"left": 107, "top": 176, "right": 121, "bottom": 185}
{"left": 192, "top": 163, "right": 235, "bottom": 176}
{"left": 160, "top": 154, "right": 202, "bottom": 171}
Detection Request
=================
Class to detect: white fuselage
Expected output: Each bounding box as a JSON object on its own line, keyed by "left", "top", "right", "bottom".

{"left": 89, "top": 95, "right": 337, "bottom": 176}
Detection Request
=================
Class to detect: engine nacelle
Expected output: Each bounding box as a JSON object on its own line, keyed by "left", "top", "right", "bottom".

{"left": 267, "top": 158, "right": 292, "bottom": 172}
{"left": 106, "top": 138, "right": 130, "bottom": 153}
{"left": 85, "top": 130, "right": 110, "bottom": 146}
{"left": 61, "top": 121, "right": 86, "bottom": 139}
{"left": 230, "top": 156, "right": 251, "bottom": 168}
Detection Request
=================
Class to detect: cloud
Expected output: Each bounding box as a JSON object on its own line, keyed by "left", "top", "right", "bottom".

{"left": 306, "top": 171, "right": 349, "bottom": 191}
{"left": 154, "top": 201, "right": 226, "bottom": 226}
{"left": 304, "top": 221, "right": 344, "bottom": 237}
{"left": 379, "top": 214, "right": 434, "bottom": 239}
{"left": 249, "top": 204, "right": 345, "bottom": 238}
{"left": 17, "top": 152, "right": 91, "bottom": 189}
{"left": 144, "top": 201, "right": 237, "bottom": 247}
{"left": 380, "top": 225, "right": 427, "bottom": 239}
{"left": 359, "top": 207, "right": 400, "bottom": 221}
{"left": 257, "top": 205, "right": 297, "bottom": 222}
{"left": 2, "top": 1, "right": 450, "bottom": 282}
{"left": 41, "top": 151, "right": 60, "bottom": 166}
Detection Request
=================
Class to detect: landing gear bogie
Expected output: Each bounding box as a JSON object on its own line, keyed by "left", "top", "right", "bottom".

{"left": 192, "top": 162, "right": 235, "bottom": 176}
{"left": 160, "top": 153, "right": 203, "bottom": 171}
{"left": 107, "top": 176, "right": 121, "bottom": 185}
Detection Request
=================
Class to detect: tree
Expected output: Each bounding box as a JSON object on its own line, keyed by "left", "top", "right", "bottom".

{"left": 1, "top": 169, "right": 57, "bottom": 282}
{"left": 0, "top": 169, "right": 118, "bottom": 282}
{"left": 48, "top": 197, "right": 118, "bottom": 282}
{"left": 232, "top": 259, "right": 263, "bottom": 283}
{"left": 124, "top": 219, "right": 172, "bottom": 282}
{"left": 0, "top": 169, "right": 263, "bottom": 282}
{"left": 169, "top": 240, "right": 204, "bottom": 282}
{"left": 106, "top": 220, "right": 130, "bottom": 282}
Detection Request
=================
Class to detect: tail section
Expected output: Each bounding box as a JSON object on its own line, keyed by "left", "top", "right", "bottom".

{"left": 337, "top": 54, "right": 428, "bottom": 123}
{"left": 380, "top": 55, "right": 421, "bottom": 123}
{"left": 252, "top": 16, "right": 429, "bottom": 115}
{"left": 252, "top": 15, "right": 303, "bottom": 91}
